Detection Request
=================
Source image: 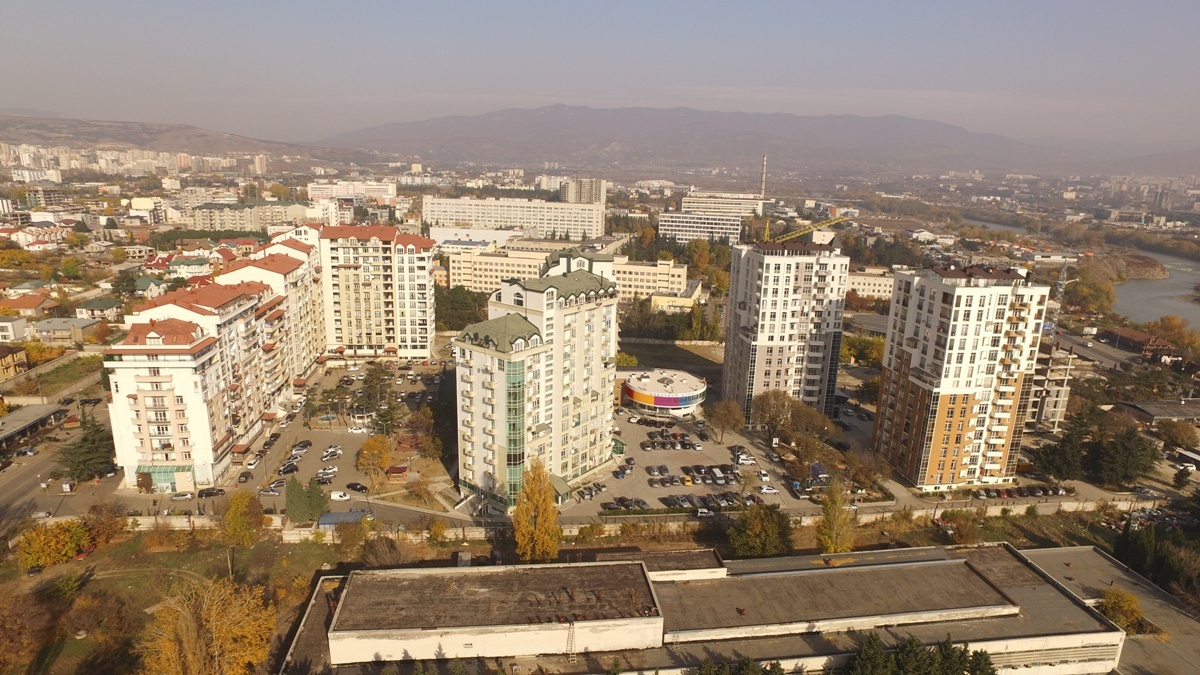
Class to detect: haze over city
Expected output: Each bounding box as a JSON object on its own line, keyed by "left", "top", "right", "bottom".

{"left": 3, "top": 0, "right": 1199, "bottom": 146}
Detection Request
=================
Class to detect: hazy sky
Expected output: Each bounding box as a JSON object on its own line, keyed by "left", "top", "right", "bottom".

{"left": 2, "top": 1, "right": 1197, "bottom": 144}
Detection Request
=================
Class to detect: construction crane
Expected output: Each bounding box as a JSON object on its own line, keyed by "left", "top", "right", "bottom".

{"left": 765, "top": 215, "right": 850, "bottom": 244}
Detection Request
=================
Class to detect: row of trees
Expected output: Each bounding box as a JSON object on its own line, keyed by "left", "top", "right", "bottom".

{"left": 618, "top": 297, "right": 721, "bottom": 341}
{"left": 1033, "top": 409, "right": 1158, "bottom": 488}
{"left": 848, "top": 633, "right": 997, "bottom": 675}
{"left": 284, "top": 476, "right": 330, "bottom": 524}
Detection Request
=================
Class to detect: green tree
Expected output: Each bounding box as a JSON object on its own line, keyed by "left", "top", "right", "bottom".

{"left": 112, "top": 270, "right": 138, "bottom": 297}
{"left": 407, "top": 405, "right": 435, "bottom": 436}
{"left": 58, "top": 414, "right": 115, "bottom": 482}
{"left": 857, "top": 377, "right": 881, "bottom": 405}
{"left": 433, "top": 286, "right": 489, "bottom": 331}
{"left": 816, "top": 476, "right": 856, "bottom": 554}
{"left": 60, "top": 256, "right": 83, "bottom": 279}
{"left": 614, "top": 352, "right": 639, "bottom": 367}
{"left": 1174, "top": 466, "right": 1194, "bottom": 489}
{"left": 728, "top": 504, "right": 792, "bottom": 557}
{"left": 967, "top": 650, "right": 998, "bottom": 675}
{"left": 222, "top": 491, "right": 266, "bottom": 548}
{"left": 931, "top": 635, "right": 969, "bottom": 674}
{"left": 512, "top": 459, "right": 561, "bottom": 562}
{"left": 285, "top": 476, "right": 310, "bottom": 522}
{"left": 110, "top": 246, "right": 128, "bottom": 262}
{"left": 418, "top": 434, "right": 444, "bottom": 461}
{"left": 892, "top": 635, "right": 933, "bottom": 674}
{"left": 849, "top": 632, "right": 895, "bottom": 675}
{"left": 1086, "top": 428, "right": 1158, "bottom": 487}
{"left": 1034, "top": 426, "right": 1085, "bottom": 483}
{"left": 703, "top": 400, "right": 745, "bottom": 442}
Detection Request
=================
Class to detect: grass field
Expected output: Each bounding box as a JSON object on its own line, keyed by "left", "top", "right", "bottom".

{"left": 5, "top": 355, "right": 103, "bottom": 397}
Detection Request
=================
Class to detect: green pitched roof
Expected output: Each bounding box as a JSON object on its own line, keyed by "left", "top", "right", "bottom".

{"left": 512, "top": 269, "right": 615, "bottom": 298}
{"left": 135, "top": 277, "right": 167, "bottom": 290}
{"left": 78, "top": 296, "right": 123, "bottom": 310}
{"left": 458, "top": 314, "right": 541, "bottom": 354}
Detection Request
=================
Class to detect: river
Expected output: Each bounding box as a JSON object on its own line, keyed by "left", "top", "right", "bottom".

{"left": 965, "top": 218, "right": 1200, "bottom": 326}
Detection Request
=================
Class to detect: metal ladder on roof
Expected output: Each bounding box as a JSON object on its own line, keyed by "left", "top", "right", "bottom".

{"left": 566, "top": 620, "right": 577, "bottom": 664}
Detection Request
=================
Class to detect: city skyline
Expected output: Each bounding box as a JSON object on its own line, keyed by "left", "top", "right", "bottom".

{"left": 1, "top": 1, "right": 1197, "bottom": 145}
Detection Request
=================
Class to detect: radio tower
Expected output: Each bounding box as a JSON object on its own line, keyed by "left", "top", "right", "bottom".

{"left": 760, "top": 154, "right": 768, "bottom": 197}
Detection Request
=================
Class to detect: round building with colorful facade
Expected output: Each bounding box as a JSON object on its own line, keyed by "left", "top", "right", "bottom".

{"left": 622, "top": 369, "right": 707, "bottom": 417}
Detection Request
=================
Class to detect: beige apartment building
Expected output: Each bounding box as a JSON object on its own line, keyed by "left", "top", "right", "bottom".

{"left": 448, "top": 248, "right": 688, "bottom": 302}
{"left": 871, "top": 265, "right": 1049, "bottom": 492}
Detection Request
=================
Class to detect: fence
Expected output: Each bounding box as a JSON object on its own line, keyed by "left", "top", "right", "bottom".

{"left": 0, "top": 350, "right": 85, "bottom": 391}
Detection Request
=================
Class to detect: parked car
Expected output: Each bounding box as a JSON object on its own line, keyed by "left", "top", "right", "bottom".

{"left": 268, "top": 478, "right": 287, "bottom": 489}
{"left": 245, "top": 458, "right": 260, "bottom": 470}
{"left": 759, "top": 485, "right": 780, "bottom": 495}
{"left": 238, "top": 471, "right": 253, "bottom": 483}
{"left": 695, "top": 508, "right": 714, "bottom": 518}
{"left": 347, "top": 482, "right": 369, "bottom": 494}
{"left": 757, "top": 470, "right": 770, "bottom": 482}
{"left": 170, "top": 492, "right": 195, "bottom": 501}
{"left": 31, "top": 510, "right": 52, "bottom": 519}
{"left": 330, "top": 491, "right": 351, "bottom": 502}
{"left": 259, "top": 488, "right": 281, "bottom": 497}
{"left": 348, "top": 426, "right": 368, "bottom": 434}
{"left": 14, "top": 447, "right": 38, "bottom": 457}
{"left": 314, "top": 476, "right": 333, "bottom": 486}
{"left": 197, "top": 488, "right": 225, "bottom": 499}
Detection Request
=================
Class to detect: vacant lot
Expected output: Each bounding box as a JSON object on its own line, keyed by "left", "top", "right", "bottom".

{"left": 5, "top": 355, "right": 102, "bottom": 397}
{"left": 618, "top": 341, "right": 725, "bottom": 392}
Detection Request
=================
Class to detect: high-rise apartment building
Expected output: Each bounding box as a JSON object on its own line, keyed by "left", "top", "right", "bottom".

{"left": 306, "top": 180, "right": 398, "bottom": 203}
{"left": 318, "top": 226, "right": 436, "bottom": 360}
{"left": 106, "top": 280, "right": 296, "bottom": 492}
{"left": 722, "top": 242, "right": 850, "bottom": 419}
{"left": 870, "top": 266, "right": 1049, "bottom": 492}
{"left": 559, "top": 178, "right": 608, "bottom": 204}
{"left": 188, "top": 202, "right": 307, "bottom": 231}
{"left": 454, "top": 267, "right": 619, "bottom": 511}
{"left": 423, "top": 196, "right": 604, "bottom": 240}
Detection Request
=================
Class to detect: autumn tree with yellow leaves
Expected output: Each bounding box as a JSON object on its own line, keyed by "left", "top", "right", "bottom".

{"left": 512, "top": 459, "right": 561, "bottom": 562}
{"left": 135, "top": 577, "right": 275, "bottom": 675}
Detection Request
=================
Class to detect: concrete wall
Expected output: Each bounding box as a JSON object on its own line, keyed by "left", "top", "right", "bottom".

{"left": 328, "top": 616, "right": 663, "bottom": 664}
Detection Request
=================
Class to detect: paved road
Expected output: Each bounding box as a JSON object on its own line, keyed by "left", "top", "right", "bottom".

{"left": 1055, "top": 334, "right": 1139, "bottom": 368}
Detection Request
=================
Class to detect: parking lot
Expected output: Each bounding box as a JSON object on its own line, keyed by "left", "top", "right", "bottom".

{"left": 559, "top": 407, "right": 824, "bottom": 521}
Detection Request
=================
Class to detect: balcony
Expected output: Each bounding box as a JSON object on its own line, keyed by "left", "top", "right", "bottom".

{"left": 485, "top": 426, "right": 496, "bottom": 436}
{"left": 461, "top": 374, "right": 474, "bottom": 384}
{"left": 483, "top": 397, "right": 495, "bottom": 406}
{"left": 462, "top": 432, "right": 474, "bottom": 442}
{"left": 985, "top": 451, "right": 1005, "bottom": 458}
{"left": 483, "top": 412, "right": 495, "bottom": 421}
{"left": 483, "top": 380, "right": 495, "bottom": 390}
{"left": 463, "top": 419, "right": 475, "bottom": 428}
{"left": 462, "top": 404, "right": 475, "bottom": 414}
{"left": 484, "top": 442, "right": 500, "bottom": 452}
{"left": 987, "top": 437, "right": 1006, "bottom": 445}
{"left": 462, "top": 389, "right": 475, "bottom": 398}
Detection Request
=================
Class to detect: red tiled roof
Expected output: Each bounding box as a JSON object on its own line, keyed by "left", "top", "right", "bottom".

{"left": 276, "top": 238, "right": 314, "bottom": 253}
{"left": 264, "top": 308, "right": 286, "bottom": 323}
{"left": 261, "top": 412, "right": 277, "bottom": 421}
{"left": 105, "top": 336, "right": 217, "bottom": 356}
{"left": 123, "top": 318, "right": 200, "bottom": 345}
{"left": 293, "top": 378, "right": 307, "bottom": 386}
{"left": 0, "top": 292, "right": 57, "bottom": 310}
{"left": 133, "top": 281, "right": 270, "bottom": 316}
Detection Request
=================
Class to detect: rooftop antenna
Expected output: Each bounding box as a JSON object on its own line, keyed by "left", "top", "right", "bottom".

{"left": 760, "top": 154, "right": 767, "bottom": 198}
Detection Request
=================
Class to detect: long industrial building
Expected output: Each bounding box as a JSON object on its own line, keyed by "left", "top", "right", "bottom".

{"left": 283, "top": 544, "right": 1126, "bottom": 674}
{"left": 423, "top": 196, "right": 604, "bottom": 240}
{"left": 448, "top": 247, "right": 688, "bottom": 302}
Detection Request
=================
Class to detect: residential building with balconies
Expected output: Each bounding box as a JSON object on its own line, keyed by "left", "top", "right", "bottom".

{"left": 318, "top": 226, "right": 436, "bottom": 361}
{"left": 870, "top": 265, "right": 1049, "bottom": 492}
{"left": 722, "top": 242, "right": 850, "bottom": 419}
{"left": 454, "top": 270, "right": 620, "bottom": 512}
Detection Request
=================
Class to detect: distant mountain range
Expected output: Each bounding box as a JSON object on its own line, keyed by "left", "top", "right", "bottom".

{"left": 0, "top": 114, "right": 369, "bottom": 163}
{"left": 1, "top": 106, "right": 1197, "bottom": 175}
{"left": 317, "top": 104, "right": 1200, "bottom": 175}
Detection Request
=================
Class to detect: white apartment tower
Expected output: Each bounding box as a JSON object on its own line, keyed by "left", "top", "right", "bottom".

{"left": 722, "top": 242, "right": 850, "bottom": 419}
{"left": 455, "top": 269, "right": 620, "bottom": 511}
{"left": 318, "top": 226, "right": 436, "bottom": 360}
{"left": 870, "top": 266, "right": 1049, "bottom": 492}
{"left": 559, "top": 178, "right": 608, "bottom": 205}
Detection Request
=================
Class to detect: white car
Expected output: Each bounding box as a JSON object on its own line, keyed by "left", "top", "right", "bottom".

{"left": 330, "top": 491, "right": 350, "bottom": 502}
{"left": 245, "top": 457, "right": 260, "bottom": 470}
{"left": 758, "top": 485, "right": 780, "bottom": 495}
{"left": 738, "top": 457, "right": 758, "bottom": 466}
{"left": 757, "top": 470, "right": 770, "bottom": 482}
{"left": 347, "top": 366, "right": 361, "bottom": 372}
{"left": 628, "top": 416, "right": 641, "bottom": 423}
{"left": 319, "top": 465, "right": 339, "bottom": 475}
{"left": 348, "top": 426, "right": 367, "bottom": 434}
{"left": 325, "top": 445, "right": 343, "bottom": 454}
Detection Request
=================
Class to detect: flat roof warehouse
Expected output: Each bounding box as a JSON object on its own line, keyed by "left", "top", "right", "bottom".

{"left": 283, "top": 544, "right": 1127, "bottom": 674}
